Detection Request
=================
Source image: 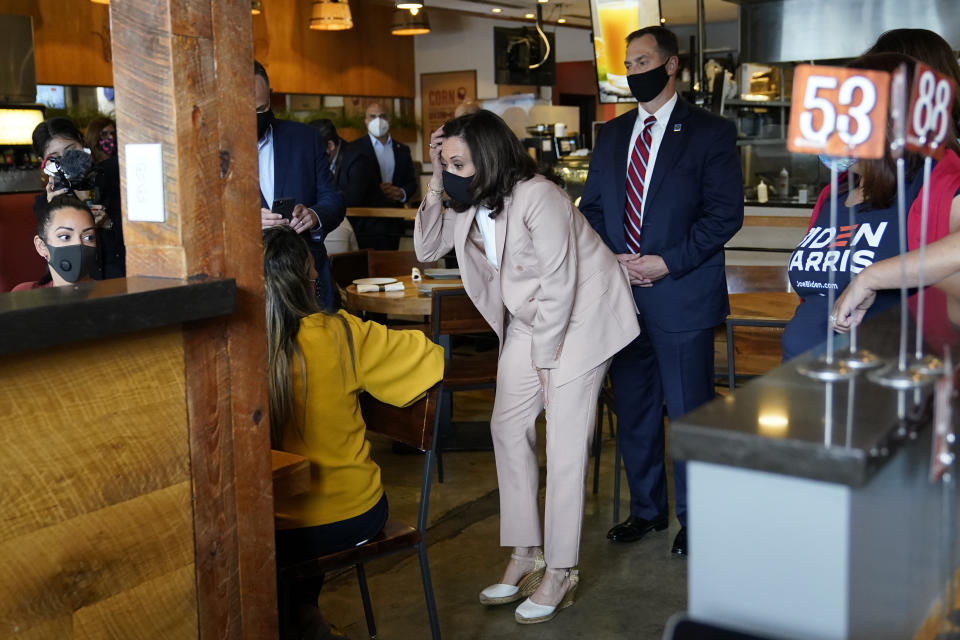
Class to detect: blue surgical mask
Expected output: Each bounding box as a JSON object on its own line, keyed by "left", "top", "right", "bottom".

{"left": 819, "top": 153, "right": 855, "bottom": 172}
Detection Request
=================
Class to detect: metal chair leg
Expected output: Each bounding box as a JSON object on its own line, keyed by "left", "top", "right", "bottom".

{"left": 417, "top": 541, "right": 442, "bottom": 640}
{"left": 355, "top": 563, "right": 377, "bottom": 639}
{"left": 613, "top": 429, "right": 622, "bottom": 524}
{"left": 727, "top": 321, "right": 736, "bottom": 391}
{"left": 592, "top": 400, "right": 603, "bottom": 495}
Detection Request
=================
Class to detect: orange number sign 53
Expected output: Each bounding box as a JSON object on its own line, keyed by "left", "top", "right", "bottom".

{"left": 787, "top": 64, "right": 891, "bottom": 159}
{"left": 907, "top": 62, "right": 957, "bottom": 160}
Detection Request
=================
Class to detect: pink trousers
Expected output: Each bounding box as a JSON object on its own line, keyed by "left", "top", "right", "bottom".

{"left": 490, "top": 319, "right": 610, "bottom": 568}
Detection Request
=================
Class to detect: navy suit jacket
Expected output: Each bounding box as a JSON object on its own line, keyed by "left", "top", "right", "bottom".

{"left": 579, "top": 98, "right": 743, "bottom": 332}
{"left": 261, "top": 118, "right": 345, "bottom": 309}
{"left": 262, "top": 119, "right": 345, "bottom": 233}
{"left": 352, "top": 134, "right": 419, "bottom": 207}
{"left": 335, "top": 139, "right": 385, "bottom": 207}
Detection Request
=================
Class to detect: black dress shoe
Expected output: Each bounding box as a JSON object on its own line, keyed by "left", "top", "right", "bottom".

{"left": 607, "top": 514, "right": 669, "bottom": 543}
{"left": 671, "top": 527, "right": 688, "bottom": 557}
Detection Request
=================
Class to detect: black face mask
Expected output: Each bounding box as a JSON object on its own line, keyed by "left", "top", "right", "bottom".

{"left": 46, "top": 243, "right": 97, "bottom": 283}
{"left": 627, "top": 63, "right": 670, "bottom": 103}
{"left": 442, "top": 170, "right": 476, "bottom": 207}
{"left": 257, "top": 109, "right": 275, "bottom": 140}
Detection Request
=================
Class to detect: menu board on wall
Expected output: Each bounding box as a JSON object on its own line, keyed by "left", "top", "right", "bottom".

{"left": 589, "top": 0, "right": 661, "bottom": 103}
{"left": 420, "top": 70, "right": 477, "bottom": 161}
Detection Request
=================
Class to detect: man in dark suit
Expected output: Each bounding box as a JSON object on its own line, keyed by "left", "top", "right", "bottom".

{"left": 348, "top": 102, "right": 419, "bottom": 249}
{"left": 255, "top": 61, "right": 345, "bottom": 309}
{"left": 579, "top": 26, "right": 743, "bottom": 557}
{"left": 309, "top": 118, "right": 380, "bottom": 208}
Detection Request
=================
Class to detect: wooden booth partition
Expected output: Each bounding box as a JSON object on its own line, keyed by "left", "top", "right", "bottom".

{"left": 7, "top": 0, "right": 275, "bottom": 638}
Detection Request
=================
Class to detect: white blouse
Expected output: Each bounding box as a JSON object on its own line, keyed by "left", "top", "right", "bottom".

{"left": 474, "top": 205, "right": 498, "bottom": 269}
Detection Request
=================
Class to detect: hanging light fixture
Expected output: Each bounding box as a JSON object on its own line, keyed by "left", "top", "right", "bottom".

{"left": 392, "top": 6, "right": 430, "bottom": 35}
{"left": 310, "top": 0, "right": 353, "bottom": 31}
{"left": 395, "top": 1, "right": 423, "bottom": 9}
{"left": 251, "top": 1, "right": 262, "bottom": 15}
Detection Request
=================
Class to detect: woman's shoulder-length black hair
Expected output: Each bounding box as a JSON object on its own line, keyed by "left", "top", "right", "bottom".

{"left": 441, "top": 110, "right": 541, "bottom": 217}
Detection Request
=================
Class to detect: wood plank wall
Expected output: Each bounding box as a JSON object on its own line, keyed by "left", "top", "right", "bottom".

{"left": 252, "top": 0, "right": 415, "bottom": 97}
{"left": 0, "top": 329, "right": 198, "bottom": 638}
{"left": 0, "top": 0, "right": 415, "bottom": 97}
{"left": 0, "top": 0, "right": 114, "bottom": 87}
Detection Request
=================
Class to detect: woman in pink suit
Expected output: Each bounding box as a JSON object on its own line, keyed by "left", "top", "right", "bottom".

{"left": 415, "top": 111, "right": 640, "bottom": 625}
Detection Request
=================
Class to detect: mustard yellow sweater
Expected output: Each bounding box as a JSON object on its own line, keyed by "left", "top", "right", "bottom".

{"left": 274, "top": 310, "right": 444, "bottom": 529}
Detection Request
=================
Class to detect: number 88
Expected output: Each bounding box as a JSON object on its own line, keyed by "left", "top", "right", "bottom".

{"left": 913, "top": 70, "right": 952, "bottom": 146}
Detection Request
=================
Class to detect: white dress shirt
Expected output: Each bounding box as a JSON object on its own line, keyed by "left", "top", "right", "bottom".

{"left": 626, "top": 91, "right": 677, "bottom": 223}
{"left": 258, "top": 125, "right": 275, "bottom": 206}
{"left": 474, "top": 205, "right": 498, "bottom": 269}
{"left": 369, "top": 132, "right": 396, "bottom": 184}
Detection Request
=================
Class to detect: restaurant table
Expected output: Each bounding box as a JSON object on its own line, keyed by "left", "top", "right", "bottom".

{"left": 725, "top": 291, "right": 801, "bottom": 390}
{"left": 343, "top": 274, "right": 463, "bottom": 316}
{"left": 271, "top": 449, "right": 310, "bottom": 500}
{"left": 346, "top": 206, "right": 418, "bottom": 221}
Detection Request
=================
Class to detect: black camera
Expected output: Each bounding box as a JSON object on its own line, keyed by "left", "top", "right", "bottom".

{"left": 48, "top": 148, "right": 99, "bottom": 193}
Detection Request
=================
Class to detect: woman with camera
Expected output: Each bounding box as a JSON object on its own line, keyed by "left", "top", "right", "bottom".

{"left": 31, "top": 117, "right": 125, "bottom": 279}
{"left": 415, "top": 110, "right": 640, "bottom": 624}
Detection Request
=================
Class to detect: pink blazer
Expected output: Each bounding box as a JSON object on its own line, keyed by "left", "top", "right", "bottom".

{"left": 415, "top": 175, "right": 640, "bottom": 386}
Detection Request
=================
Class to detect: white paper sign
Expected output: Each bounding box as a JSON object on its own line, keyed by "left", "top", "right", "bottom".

{"left": 124, "top": 143, "right": 165, "bottom": 222}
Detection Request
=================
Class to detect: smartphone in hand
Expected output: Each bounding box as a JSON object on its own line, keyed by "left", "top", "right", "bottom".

{"left": 271, "top": 197, "right": 296, "bottom": 221}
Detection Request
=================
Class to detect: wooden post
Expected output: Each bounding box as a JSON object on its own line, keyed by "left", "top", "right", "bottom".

{"left": 110, "top": 1, "right": 276, "bottom": 638}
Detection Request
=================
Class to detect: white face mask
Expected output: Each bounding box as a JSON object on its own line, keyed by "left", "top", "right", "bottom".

{"left": 367, "top": 116, "right": 389, "bottom": 138}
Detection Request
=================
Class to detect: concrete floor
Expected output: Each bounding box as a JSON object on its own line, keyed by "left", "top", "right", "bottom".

{"left": 317, "top": 390, "right": 688, "bottom": 640}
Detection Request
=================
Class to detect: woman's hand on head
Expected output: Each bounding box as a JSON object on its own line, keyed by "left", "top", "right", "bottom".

{"left": 428, "top": 127, "right": 444, "bottom": 187}
{"left": 832, "top": 271, "right": 877, "bottom": 333}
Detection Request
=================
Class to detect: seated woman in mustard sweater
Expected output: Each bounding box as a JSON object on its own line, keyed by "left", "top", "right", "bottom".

{"left": 264, "top": 227, "right": 444, "bottom": 639}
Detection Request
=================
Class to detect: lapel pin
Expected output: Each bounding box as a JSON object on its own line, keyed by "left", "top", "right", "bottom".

{"left": 673, "top": 123, "right": 682, "bottom": 132}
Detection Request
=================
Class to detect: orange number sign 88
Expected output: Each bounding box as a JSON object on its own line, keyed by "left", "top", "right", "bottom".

{"left": 787, "top": 64, "right": 891, "bottom": 159}
{"left": 907, "top": 62, "right": 957, "bottom": 160}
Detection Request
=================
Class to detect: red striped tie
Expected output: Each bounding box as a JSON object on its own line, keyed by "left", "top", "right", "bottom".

{"left": 624, "top": 115, "right": 657, "bottom": 254}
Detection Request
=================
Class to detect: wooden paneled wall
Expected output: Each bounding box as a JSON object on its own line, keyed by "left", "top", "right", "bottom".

{"left": 0, "top": 0, "right": 114, "bottom": 87}
{"left": 252, "top": 0, "right": 415, "bottom": 97}
{"left": 0, "top": 0, "right": 415, "bottom": 97}
{"left": 0, "top": 329, "right": 198, "bottom": 638}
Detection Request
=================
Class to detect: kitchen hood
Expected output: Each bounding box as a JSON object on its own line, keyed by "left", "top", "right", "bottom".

{"left": 726, "top": 0, "right": 960, "bottom": 63}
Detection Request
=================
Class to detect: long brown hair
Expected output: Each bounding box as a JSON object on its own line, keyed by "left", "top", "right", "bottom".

{"left": 263, "top": 226, "right": 353, "bottom": 447}
{"left": 847, "top": 53, "right": 928, "bottom": 209}
{"left": 866, "top": 28, "right": 960, "bottom": 135}
{"left": 441, "top": 110, "right": 539, "bottom": 217}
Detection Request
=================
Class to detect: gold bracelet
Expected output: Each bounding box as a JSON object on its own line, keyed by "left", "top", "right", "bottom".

{"left": 428, "top": 187, "right": 443, "bottom": 198}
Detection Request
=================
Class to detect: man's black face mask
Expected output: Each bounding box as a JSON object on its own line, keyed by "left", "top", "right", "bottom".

{"left": 257, "top": 109, "right": 275, "bottom": 140}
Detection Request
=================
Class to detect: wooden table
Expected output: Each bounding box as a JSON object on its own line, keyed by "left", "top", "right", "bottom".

{"left": 271, "top": 449, "right": 310, "bottom": 500}
{"left": 344, "top": 274, "right": 463, "bottom": 316}
{"left": 725, "top": 291, "right": 801, "bottom": 391}
{"left": 346, "top": 207, "right": 418, "bottom": 221}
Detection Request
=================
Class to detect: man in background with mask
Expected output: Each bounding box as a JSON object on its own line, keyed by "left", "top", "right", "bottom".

{"left": 579, "top": 26, "right": 743, "bottom": 557}
{"left": 255, "top": 60, "right": 345, "bottom": 310}
{"left": 347, "top": 102, "right": 419, "bottom": 249}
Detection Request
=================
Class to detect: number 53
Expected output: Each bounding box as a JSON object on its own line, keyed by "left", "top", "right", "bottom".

{"left": 788, "top": 65, "right": 890, "bottom": 159}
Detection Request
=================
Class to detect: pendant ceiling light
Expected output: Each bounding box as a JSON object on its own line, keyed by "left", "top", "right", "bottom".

{"left": 310, "top": 0, "right": 353, "bottom": 31}
{"left": 392, "top": 6, "right": 430, "bottom": 35}
{"left": 251, "top": 1, "right": 262, "bottom": 15}
{"left": 395, "top": 1, "right": 423, "bottom": 9}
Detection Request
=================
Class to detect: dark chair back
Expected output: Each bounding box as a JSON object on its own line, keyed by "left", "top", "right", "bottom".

{"left": 431, "top": 288, "right": 492, "bottom": 341}
{"left": 368, "top": 250, "right": 438, "bottom": 277}
{"left": 360, "top": 385, "right": 439, "bottom": 452}
{"left": 329, "top": 249, "right": 370, "bottom": 289}
{"left": 725, "top": 265, "right": 791, "bottom": 294}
